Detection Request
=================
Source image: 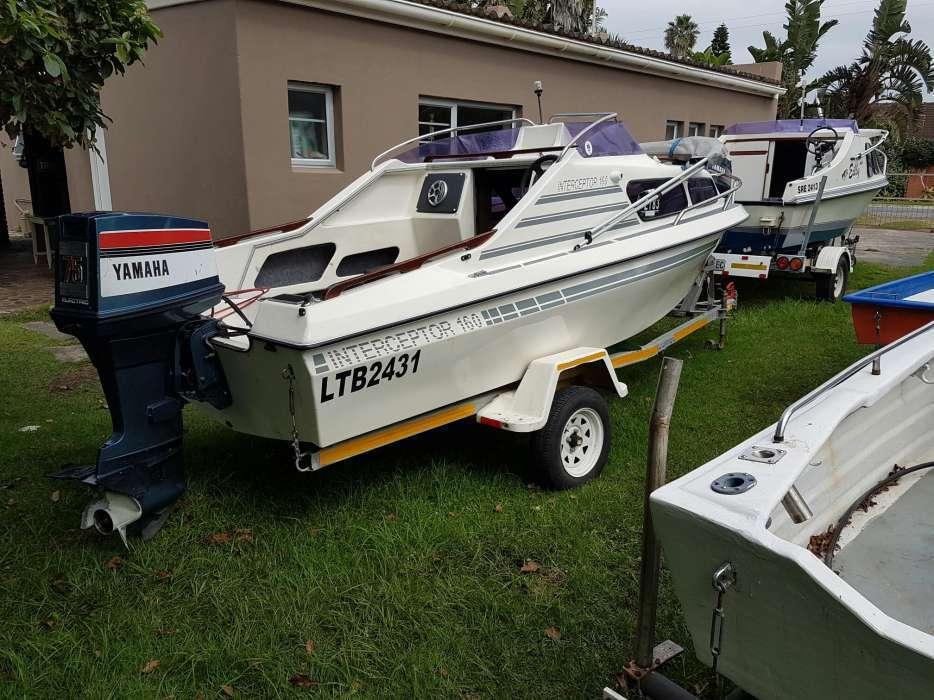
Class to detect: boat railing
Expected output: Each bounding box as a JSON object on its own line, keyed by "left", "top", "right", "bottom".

{"left": 851, "top": 129, "right": 889, "bottom": 162}
{"left": 772, "top": 319, "right": 934, "bottom": 443}
{"left": 370, "top": 117, "right": 536, "bottom": 170}
{"left": 585, "top": 157, "right": 741, "bottom": 245}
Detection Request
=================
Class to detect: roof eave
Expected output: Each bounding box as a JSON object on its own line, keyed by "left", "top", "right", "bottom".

{"left": 148, "top": 0, "right": 785, "bottom": 98}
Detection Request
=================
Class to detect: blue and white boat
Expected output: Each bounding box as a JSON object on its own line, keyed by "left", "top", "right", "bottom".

{"left": 713, "top": 119, "right": 888, "bottom": 299}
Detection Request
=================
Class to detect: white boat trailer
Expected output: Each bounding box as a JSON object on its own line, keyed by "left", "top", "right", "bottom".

{"left": 294, "top": 266, "right": 735, "bottom": 486}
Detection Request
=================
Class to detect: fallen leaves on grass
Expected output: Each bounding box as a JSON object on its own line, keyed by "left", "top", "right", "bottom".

{"left": 153, "top": 628, "right": 177, "bottom": 637}
{"left": 519, "top": 560, "right": 541, "bottom": 574}
{"left": 385, "top": 512, "right": 398, "bottom": 522}
{"left": 494, "top": 503, "right": 503, "bottom": 513}
{"left": 544, "top": 626, "right": 561, "bottom": 641}
{"left": 205, "top": 531, "right": 232, "bottom": 546}
{"left": 447, "top": 511, "right": 459, "bottom": 518}
{"left": 308, "top": 528, "right": 320, "bottom": 537}
{"left": 438, "top": 667, "right": 449, "bottom": 678}
{"left": 50, "top": 490, "right": 60, "bottom": 502}
{"left": 153, "top": 569, "right": 173, "bottom": 582}
{"left": 140, "top": 659, "right": 160, "bottom": 674}
{"left": 39, "top": 617, "right": 56, "bottom": 630}
{"left": 221, "top": 685, "right": 234, "bottom": 697}
{"left": 289, "top": 674, "right": 317, "bottom": 688}
{"left": 104, "top": 556, "right": 124, "bottom": 571}
{"left": 235, "top": 529, "right": 254, "bottom": 543}
{"left": 305, "top": 639, "right": 315, "bottom": 655}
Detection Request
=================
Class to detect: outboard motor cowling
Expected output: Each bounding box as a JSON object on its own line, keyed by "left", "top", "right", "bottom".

{"left": 50, "top": 212, "right": 225, "bottom": 542}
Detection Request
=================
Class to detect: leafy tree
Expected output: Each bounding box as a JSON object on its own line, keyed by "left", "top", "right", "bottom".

{"left": 711, "top": 23, "right": 731, "bottom": 62}
{"left": 0, "top": 0, "right": 161, "bottom": 242}
{"left": 692, "top": 46, "right": 731, "bottom": 67}
{"left": 748, "top": 1, "right": 838, "bottom": 117}
{"left": 0, "top": 1, "right": 161, "bottom": 148}
{"left": 816, "top": 0, "right": 933, "bottom": 124}
{"left": 664, "top": 14, "right": 699, "bottom": 60}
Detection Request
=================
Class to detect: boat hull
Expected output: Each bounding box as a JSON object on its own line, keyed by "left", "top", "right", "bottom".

{"left": 846, "top": 271, "right": 934, "bottom": 344}
{"left": 198, "top": 233, "right": 720, "bottom": 446}
{"left": 717, "top": 188, "right": 877, "bottom": 255}
{"left": 652, "top": 324, "right": 934, "bottom": 699}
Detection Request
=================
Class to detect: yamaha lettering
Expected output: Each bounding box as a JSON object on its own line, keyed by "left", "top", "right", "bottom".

{"left": 112, "top": 258, "right": 170, "bottom": 280}
{"left": 320, "top": 350, "right": 421, "bottom": 403}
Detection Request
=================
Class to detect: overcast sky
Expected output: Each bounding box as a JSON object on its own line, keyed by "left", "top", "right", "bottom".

{"left": 599, "top": 0, "right": 934, "bottom": 83}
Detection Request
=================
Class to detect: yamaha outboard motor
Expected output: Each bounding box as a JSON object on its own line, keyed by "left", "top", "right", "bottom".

{"left": 50, "top": 212, "right": 228, "bottom": 542}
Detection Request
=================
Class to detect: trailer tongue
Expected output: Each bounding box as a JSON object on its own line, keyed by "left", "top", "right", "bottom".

{"left": 49, "top": 212, "right": 229, "bottom": 543}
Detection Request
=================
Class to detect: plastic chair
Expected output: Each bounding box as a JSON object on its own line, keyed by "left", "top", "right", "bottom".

{"left": 13, "top": 198, "right": 51, "bottom": 268}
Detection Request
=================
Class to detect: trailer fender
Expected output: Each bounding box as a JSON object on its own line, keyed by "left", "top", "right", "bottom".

{"left": 477, "top": 347, "right": 627, "bottom": 433}
{"left": 812, "top": 245, "right": 852, "bottom": 275}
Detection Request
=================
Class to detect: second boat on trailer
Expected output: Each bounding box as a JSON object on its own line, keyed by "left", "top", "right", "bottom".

{"left": 51, "top": 113, "right": 745, "bottom": 537}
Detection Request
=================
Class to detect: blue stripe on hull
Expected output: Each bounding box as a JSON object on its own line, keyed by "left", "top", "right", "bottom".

{"left": 717, "top": 224, "right": 850, "bottom": 255}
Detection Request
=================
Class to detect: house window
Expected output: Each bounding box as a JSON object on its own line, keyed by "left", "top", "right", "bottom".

{"left": 418, "top": 98, "right": 516, "bottom": 141}
{"left": 665, "top": 120, "right": 684, "bottom": 140}
{"left": 709, "top": 124, "right": 725, "bottom": 138}
{"left": 688, "top": 122, "right": 705, "bottom": 137}
{"left": 289, "top": 83, "right": 336, "bottom": 167}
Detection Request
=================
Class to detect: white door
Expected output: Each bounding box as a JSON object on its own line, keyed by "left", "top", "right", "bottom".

{"left": 725, "top": 140, "right": 770, "bottom": 202}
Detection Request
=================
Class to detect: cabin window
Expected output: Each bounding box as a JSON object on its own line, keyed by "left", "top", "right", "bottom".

{"left": 688, "top": 122, "right": 705, "bottom": 137}
{"left": 709, "top": 125, "right": 724, "bottom": 138}
{"left": 866, "top": 148, "right": 885, "bottom": 177}
{"left": 687, "top": 177, "right": 718, "bottom": 205}
{"left": 418, "top": 98, "right": 516, "bottom": 142}
{"left": 665, "top": 120, "right": 684, "bottom": 140}
{"left": 626, "top": 179, "right": 688, "bottom": 221}
{"left": 288, "top": 83, "right": 337, "bottom": 168}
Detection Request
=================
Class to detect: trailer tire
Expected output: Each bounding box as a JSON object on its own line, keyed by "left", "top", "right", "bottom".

{"left": 816, "top": 258, "right": 848, "bottom": 302}
{"left": 531, "top": 386, "right": 610, "bottom": 490}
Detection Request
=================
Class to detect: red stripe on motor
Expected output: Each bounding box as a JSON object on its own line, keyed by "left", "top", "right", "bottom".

{"left": 99, "top": 229, "right": 211, "bottom": 249}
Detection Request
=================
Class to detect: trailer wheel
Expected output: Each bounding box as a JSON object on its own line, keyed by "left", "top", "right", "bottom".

{"left": 531, "top": 386, "right": 611, "bottom": 489}
{"left": 816, "top": 258, "right": 849, "bottom": 302}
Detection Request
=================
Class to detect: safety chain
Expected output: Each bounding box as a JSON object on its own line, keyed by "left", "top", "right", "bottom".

{"left": 709, "top": 562, "right": 736, "bottom": 697}
{"left": 282, "top": 365, "right": 313, "bottom": 472}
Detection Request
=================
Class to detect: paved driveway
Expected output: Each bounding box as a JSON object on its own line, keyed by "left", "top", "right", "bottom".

{"left": 854, "top": 227, "right": 934, "bottom": 267}
{"left": 0, "top": 239, "right": 53, "bottom": 313}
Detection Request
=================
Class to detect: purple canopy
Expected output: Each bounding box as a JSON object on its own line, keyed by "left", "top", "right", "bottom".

{"left": 394, "top": 121, "right": 643, "bottom": 164}
{"left": 396, "top": 127, "right": 522, "bottom": 163}
{"left": 566, "top": 122, "right": 643, "bottom": 157}
{"left": 724, "top": 119, "right": 858, "bottom": 135}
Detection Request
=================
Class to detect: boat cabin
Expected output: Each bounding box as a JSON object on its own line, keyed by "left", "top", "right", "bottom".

{"left": 721, "top": 119, "right": 884, "bottom": 203}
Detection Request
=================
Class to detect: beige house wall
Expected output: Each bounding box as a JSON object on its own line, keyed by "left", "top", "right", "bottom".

{"left": 67, "top": 0, "right": 779, "bottom": 238}
{"left": 67, "top": 0, "right": 249, "bottom": 237}
{"left": 235, "top": 1, "right": 779, "bottom": 233}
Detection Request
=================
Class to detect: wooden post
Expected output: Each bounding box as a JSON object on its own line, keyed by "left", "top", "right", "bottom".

{"left": 634, "top": 356, "right": 683, "bottom": 669}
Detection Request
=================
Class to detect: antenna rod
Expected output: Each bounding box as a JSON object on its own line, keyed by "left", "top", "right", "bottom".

{"left": 533, "top": 80, "right": 544, "bottom": 124}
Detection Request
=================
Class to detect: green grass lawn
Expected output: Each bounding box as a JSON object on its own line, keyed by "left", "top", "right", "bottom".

{"left": 1, "top": 258, "right": 932, "bottom": 699}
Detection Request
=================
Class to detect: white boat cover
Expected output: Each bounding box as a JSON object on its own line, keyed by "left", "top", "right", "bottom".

{"left": 641, "top": 137, "right": 731, "bottom": 173}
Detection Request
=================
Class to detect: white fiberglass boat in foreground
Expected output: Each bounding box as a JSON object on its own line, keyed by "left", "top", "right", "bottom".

{"left": 51, "top": 114, "right": 745, "bottom": 538}
{"left": 651, "top": 321, "right": 934, "bottom": 698}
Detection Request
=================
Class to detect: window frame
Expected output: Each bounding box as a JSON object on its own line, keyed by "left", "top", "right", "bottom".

{"left": 288, "top": 82, "right": 337, "bottom": 168}
{"left": 709, "top": 124, "right": 725, "bottom": 138}
{"left": 665, "top": 120, "right": 684, "bottom": 140}
{"left": 688, "top": 122, "right": 705, "bottom": 137}
{"left": 418, "top": 97, "right": 517, "bottom": 142}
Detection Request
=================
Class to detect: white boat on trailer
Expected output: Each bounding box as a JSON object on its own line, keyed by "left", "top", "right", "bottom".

{"left": 714, "top": 118, "right": 888, "bottom": 300}
{"left": 50, "top": 113, "right": 745, "bottom": 539}
{"left": 651, "top": 321, "right": 934, "bottom": 698}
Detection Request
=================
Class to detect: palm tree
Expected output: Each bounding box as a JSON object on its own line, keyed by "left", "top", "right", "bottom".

{"left": 665, "top": 15, "right": 699, "bottom": 60}
{"left": 692, "top": 46, "right": 732, "bottom": 67}
{"left": 817, "top": 0, "right": 934, "bottom": 124}
{"left": 748, "top": 1, "right": 838, "bottom": 117}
